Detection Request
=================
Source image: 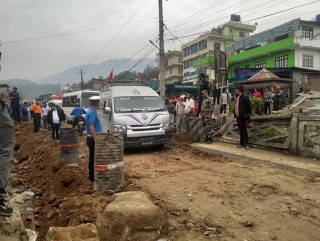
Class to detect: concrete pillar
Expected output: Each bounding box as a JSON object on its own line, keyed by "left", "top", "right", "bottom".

{"left": 289, "top": 107, "right": 302, "bottom": 154}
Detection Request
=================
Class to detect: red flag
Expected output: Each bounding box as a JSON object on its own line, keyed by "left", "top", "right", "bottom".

{"left": 107, "top": 69, "right": 113, "bottom": 84}
{"left": 139, "top": 73, "right": 143, "bottom": 80}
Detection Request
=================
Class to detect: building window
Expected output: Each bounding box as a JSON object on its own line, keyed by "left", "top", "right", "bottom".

{"left": 184, "top": 61, "right": 190, "bottom": 69}
{"left": 169, "top": 69, "right": 173, "bottom": 75}
{"left": 169, "top": 58, "right": 173, "bottom": 65}
{"left": 190, "top": 57, "right": 198, "bottom": 67}
{"left": 191, "top": 44, "right": 198, "bottom": 54}
{"left": 255, "top": 60, "right": 266, "bottom": 68}
{"left": 275, "top": 34, "right": 288, "bottom": 42}
{"left": 178, "top": 68, "right": 183, "bottom": 74}
{"left": 199, "top": 40, "right": 207, "bottom": 51}
{"left": 303, "top": 54, "right": 313, "bottom": 68}
{"left": 302, "top": 26, "right": 313, "bottom": 38}
{"left": 275, "top": 55, "right": 288, "bottom": 68}
{"left": 239, "top": 32, "right": 245, "bottom": 37}
{"left": 183, "top": 47, "right": 190, "bottom": 57}
{"left": 178, "top": 57, "right": 182, "bottom": 63}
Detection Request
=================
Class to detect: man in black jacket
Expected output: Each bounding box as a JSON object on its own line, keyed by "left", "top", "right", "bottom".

{"left": 47, "top": 104, "right": 65, "bottom": 140}
{"left": 234, "top": 85, "right": 252, "bottom": 150}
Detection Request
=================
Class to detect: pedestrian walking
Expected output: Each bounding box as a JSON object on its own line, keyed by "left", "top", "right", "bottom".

{"left": 0, "top": 99, "right": 15, "bottom": 216}
{"left": 41, "top": 102, "right": 51, "bottom": 130}
{"left": 9, "top": 87, "right": 20, "bottom": 122}
{"left": 175, "top": 96, "right": 185, "bottom": 132}
{"left": 264, "top": 88, "right": 272, "bottom": 115}
{"left": 21, "top": 102, "right": 29, "bottom": 122}
{"left": 47, "top": 104, "right": 65, "bottom": 140}
{"left": 200, "top": 90, "right": 214, "bottom": 144}
{"left": 220, "top": 89, "right": 231, "bottom": 114}
{"left": 234, "top": 85, "right": 252, "bottom": 150}
{"left": 85, "top": 96, "right": 102, "bottom": 182}
{"left": 71, "top": 103, "right": 86, "bottom": 128}
{"left": 31, "top": 101, "right": 42, "bottom": 133}
{"left": 184, "top": 93, "right": 195, "bottom": 133}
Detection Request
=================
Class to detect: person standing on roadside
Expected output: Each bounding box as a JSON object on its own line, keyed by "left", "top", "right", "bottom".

{"left": 31, "top": 101, "right": 42, "bottom": 133}
{"left": 200, "top": 90, "right": 214, "bottom": 144}
{"left": 252, "top": 89, "right": 262, "bottom": 98}
{"left": 197, "top": 73, "right": 210, "bottom": 116}
{"left": 264, "top": 88, "right": 272, "bottom": 115}
{"left": 0, "top": 99, "right": 14, "bottom": 216}
{"left": 175, "top": 96, "right": 185, "bottom": 132}
{"left": 21, "top": 102, "right": 29, "bottom": 122}
{"left": 9, "top": 87, "right": 20, "bottom": 122}
{"left": 234, "top": 85, "right": 252, "bottom": 150}
{"left": 184, "top": 93, "right": 195, "bottom": 133}
{"left": 47, "top": 104, "right": 65, "bottom": 140}
{"left": 85, "top": 96, "right": 102, "bottom": 182}
{"left": 41, "top": 102, "right": 51, "bottom": 130}
{"left": 71, "top": 103, "right": 86, "bottom": 128}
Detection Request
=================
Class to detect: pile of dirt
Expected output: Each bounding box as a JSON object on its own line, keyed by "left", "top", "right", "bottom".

{"left": 12, "top": 123, "right": 112, "bottom": 240}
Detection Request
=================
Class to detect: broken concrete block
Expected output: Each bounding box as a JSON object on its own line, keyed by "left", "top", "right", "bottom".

{"left": 96, "top": 191, "right": 166, "bottom": 241}
{"left": 46, "top": 223, "right": 99, "bottom": 241}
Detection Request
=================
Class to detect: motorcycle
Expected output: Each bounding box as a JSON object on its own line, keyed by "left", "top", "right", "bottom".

{"left": 77, "top": 117, "right": 85, "bottom": 136}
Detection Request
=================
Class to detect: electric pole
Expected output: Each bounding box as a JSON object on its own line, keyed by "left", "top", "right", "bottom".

{"left": 80, "top": 69, "right": 85, "bottom": 90}
{"left": 158, "top": 0, "right": 165, "bottom": 102}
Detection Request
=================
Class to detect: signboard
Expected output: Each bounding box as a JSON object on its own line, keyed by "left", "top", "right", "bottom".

{"left": 226, "top": 18, "right": 301, "bottom": 53}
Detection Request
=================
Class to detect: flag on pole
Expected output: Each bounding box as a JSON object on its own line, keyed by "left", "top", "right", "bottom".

{"left": 107, "top": 69, "right": 113, "bottom": 84}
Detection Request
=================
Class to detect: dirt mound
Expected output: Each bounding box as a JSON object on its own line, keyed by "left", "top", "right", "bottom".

{"left": 12, "top": 123, "right": 112, "bottom": 240}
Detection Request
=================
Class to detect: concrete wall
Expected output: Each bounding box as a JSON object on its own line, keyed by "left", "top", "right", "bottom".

{"left": 292, "top": 71, "right": 310, "bottom": 99}
{"left": 295, "top": 48, "right": 320, "bottom": 70}
{"left": 310, "top": 74, "right": 320, "bottom": 91}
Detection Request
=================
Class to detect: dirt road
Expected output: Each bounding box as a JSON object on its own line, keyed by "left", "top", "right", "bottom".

{"left": 9, "top": 123, "right": 320, "bottom": 240}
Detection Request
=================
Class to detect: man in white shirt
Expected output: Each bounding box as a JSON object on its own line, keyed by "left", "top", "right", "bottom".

{"left": 41, "top": 102, "right": 51, "bottom": 130}
{"left": 220, "top": 89, "right": 231, "bottom": 114}
{"left": 176, "top": 96, "right": 185, "bottom": 132}
{"left": 184, "top": 93, "right": 195, "bottom": 133}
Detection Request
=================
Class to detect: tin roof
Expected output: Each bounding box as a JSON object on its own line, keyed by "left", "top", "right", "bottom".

{"left": 248, "top": 68, "right": 280, "bottom": 81}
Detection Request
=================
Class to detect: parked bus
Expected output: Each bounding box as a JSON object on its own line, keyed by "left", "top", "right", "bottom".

{"left": 62, "top": 90, "right": 100, "bottom": 123}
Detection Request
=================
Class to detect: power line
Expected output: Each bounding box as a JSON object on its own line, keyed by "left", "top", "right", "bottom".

{"left": 0, "top": 17, "right": 157, "bottom": 44}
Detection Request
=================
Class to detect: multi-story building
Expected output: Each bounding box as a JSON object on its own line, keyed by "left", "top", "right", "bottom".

{"left": 226, "top": 16, "right": 320, "bottom": 99}
{"left": 182, "top": 15, "right": 256, "bottom": 84}
{"left": 165, "top": 51, "right": 183, "bottom": 83}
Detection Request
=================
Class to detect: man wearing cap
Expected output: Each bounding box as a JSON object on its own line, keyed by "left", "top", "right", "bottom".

{"left": 9, "top": 87, "right": 20, "bottom": 122}
{"left": 85, "top": 96, "right": 102, "bottom": 182}
{"left": 0, "top": 99, "right": 14, "bottom": 216}
{"left": 234, "top": 85, "right": 252, "bottom": 150}
{"left": 197, "top": 73, "right": 210, "bottom": 116}
{"left": 200, "top": 90, "right": 214, "bottom": 144}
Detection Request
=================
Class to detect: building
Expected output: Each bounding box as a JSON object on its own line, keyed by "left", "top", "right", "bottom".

{"left": 182, "top": 15, "right": 256, "bottom": 84}
{"left": 227, "top": 16, "right": 320, "bottom": 99}
{"left": 165, "top": 51, "right": 183, "bottom": 83}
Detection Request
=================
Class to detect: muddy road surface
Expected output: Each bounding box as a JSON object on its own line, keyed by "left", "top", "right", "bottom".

{"left": 8, "top": 123, "right": 320, "bottom": 240}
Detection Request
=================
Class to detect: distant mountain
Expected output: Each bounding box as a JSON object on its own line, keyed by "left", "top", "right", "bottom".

{"left": 0, "top": 79, "right": 60, "bottom": 100}
{"left": 37, "top": 58, "right": 156, "bottom": 85}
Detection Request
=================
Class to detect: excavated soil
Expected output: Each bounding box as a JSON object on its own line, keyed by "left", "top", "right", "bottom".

{"left": 11, "top": 122, "right": 320, "bottom": 241}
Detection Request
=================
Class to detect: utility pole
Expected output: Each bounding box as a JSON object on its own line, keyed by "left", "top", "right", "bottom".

{"left": 80, "top": 69, "right": 85, "bottom": 90}
{"left": 158, "top": 0, "right": 165, "bottom": 102}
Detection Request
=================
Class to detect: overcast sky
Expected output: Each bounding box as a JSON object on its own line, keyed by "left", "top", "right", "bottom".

{"left": 0, "top": 0, "right": 319, "bottom": 81}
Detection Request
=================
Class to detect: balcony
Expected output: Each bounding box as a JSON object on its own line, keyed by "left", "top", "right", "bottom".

{"left": 227, "top": 37, "right": 295, "bottom": 64}
{"left": 294, "top": 37, "right": 320, "bottom": 49}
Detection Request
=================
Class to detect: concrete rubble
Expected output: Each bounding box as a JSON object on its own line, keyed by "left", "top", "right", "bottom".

{"left": 96, "top": 191, "right": 167, "bottom": 241}
{"left": 46, "top": 223, "right": 99, "bottom": 241}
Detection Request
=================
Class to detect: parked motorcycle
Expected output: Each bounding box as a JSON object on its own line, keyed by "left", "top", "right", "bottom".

{"left": 77, "top": 116, "right": 85, "bottom": 136}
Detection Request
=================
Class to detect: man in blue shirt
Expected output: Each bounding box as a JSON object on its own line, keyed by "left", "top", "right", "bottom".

{"left": 85, "top": 96, "right": 102, "bottom": 182}
{"left": 71, "top": 103, "right": 86, "bottom": 128}
{"left": 21, "top": 102, "right": 29, "bottom": 122}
